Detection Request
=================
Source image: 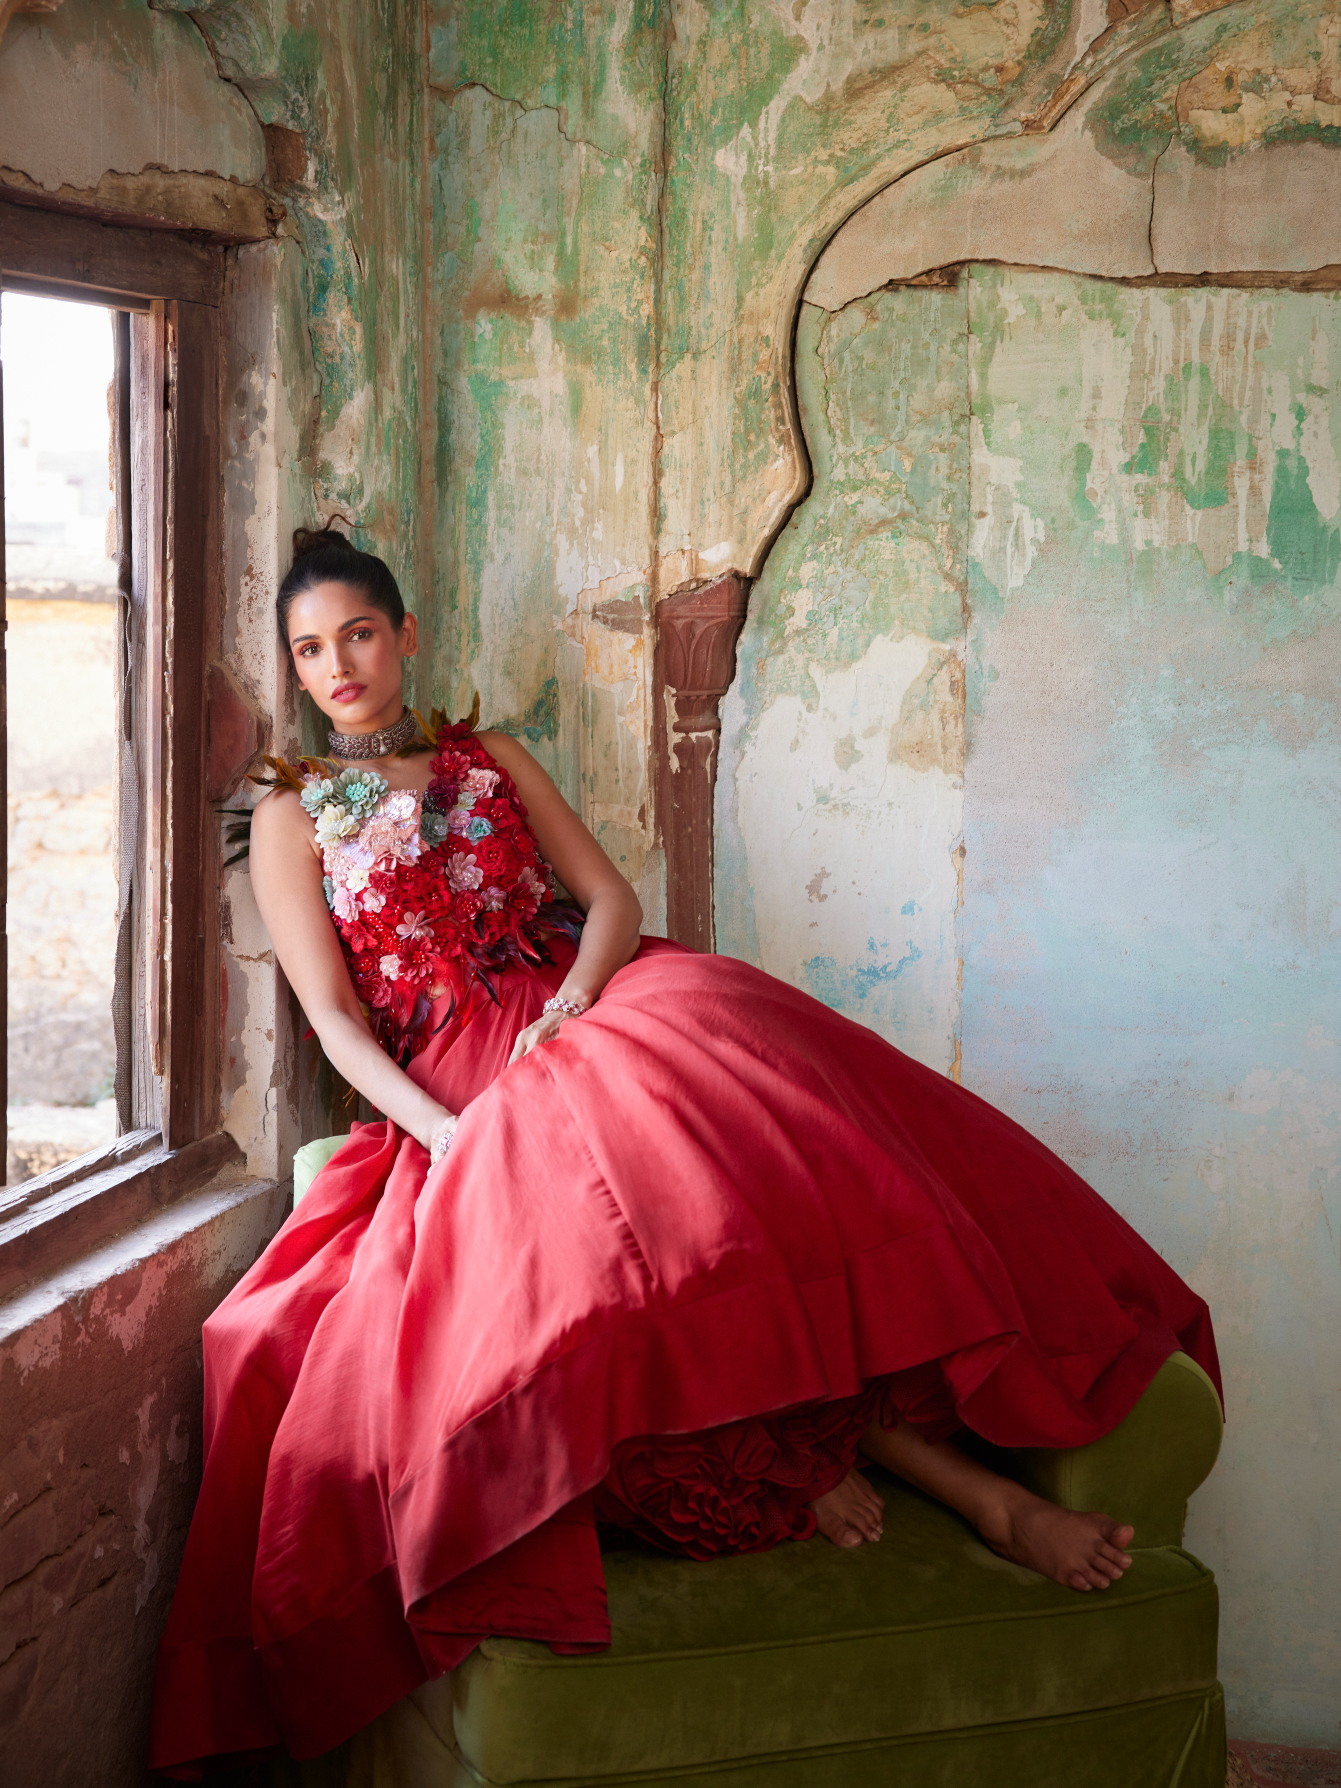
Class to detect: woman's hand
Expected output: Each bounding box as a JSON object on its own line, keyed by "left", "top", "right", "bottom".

{"left": 508, "top": 1009, "right": 572, "bottom": 1065}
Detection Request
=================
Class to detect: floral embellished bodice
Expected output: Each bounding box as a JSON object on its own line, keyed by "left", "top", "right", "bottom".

{"left": 261, "top": 715, "right": 581, "bottom": 1063}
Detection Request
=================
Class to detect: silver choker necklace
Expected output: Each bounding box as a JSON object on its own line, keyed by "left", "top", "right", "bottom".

{"left": 327, "top": 707, "right": 419, "bottom": 760}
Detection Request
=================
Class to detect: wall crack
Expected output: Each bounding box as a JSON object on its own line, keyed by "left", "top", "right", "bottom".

{"left": 428, "top": 79, "right": 632, "bottom": 166}
{"left": 1148, "top": 131, "right": 1173, "bottom": 275}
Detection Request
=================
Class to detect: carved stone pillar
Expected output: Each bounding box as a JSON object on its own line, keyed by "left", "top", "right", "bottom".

{"left": 654, "top": 573, "right": 750, "bottom": 952}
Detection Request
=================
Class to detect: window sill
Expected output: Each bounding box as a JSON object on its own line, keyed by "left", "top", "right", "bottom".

{"left": 0, "top": 1129, "right": 246, "bottom": 1302}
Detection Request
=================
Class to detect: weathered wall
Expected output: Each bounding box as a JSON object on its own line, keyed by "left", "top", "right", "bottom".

{"left": 422, "top": 3, "right": 664, "bottom": 915}
{"left": 963, "top": 267, "right": 1339, "bottom": 1745}
{"left": 171, "top": 0, "right": 426, "bottom": 564}
{"left": 0, "top": 1176, "right": 289, "bottom": 1788}
{"left": 425, "top": 0, "right": 1097, "bottom": 927}
{"left": 0, "top": 0, "right": 262, "bottom": 195}
{"left": 716, "top": 0, "right": 1341, "bottom": 1739}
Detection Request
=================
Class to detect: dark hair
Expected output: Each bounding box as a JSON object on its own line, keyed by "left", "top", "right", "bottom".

{"left": 277, "top": 526, "right": 406, "bottom": 640}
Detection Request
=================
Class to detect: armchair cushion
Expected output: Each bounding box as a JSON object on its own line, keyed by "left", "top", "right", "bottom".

{"left": 420, "top": 1353, "right": 1223, "bottom": 1786}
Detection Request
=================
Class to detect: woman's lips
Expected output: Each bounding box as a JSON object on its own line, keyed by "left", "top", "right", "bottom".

{"left": 331, "top": 683, "right": 365, "bottom": 703}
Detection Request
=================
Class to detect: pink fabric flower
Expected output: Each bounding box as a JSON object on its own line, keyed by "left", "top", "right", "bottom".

{"left": 446, "top": 852, "right": 484, "bottom": 893}
{"left": 463, "top": 767, "right": 500, "bottom": 800}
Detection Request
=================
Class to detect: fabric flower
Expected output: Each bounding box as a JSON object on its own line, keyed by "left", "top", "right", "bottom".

{"left": 315, "top": 802, "right": 360, "bottom": 847}
{"left": 420, "top": 808, "right": 450, "bottom": 847}
{"left": 463, "top": 767, "right": 499, "bottom": 800}
{"left": 321, "top": 875, "right": 336, "bottom": 908}
{"left": 446, "top": 852, "right": 484, "bottom": 893}
{"left": 362, "top": 816, "right": 418, "bottom": 864}
{"left": 473, "top": 837, "right": 509, "bottom": 877}
{"left": 515, "top": 864, "right": 546, "bottom": 916}
{"left": 305, "top": 719, "right": 583, "bottom": 1069}
{"left": 337, "top": 769, "right": 387, "bottom": 817}
{"left": 301, "top": 778, "right": 337, "bottom": 816}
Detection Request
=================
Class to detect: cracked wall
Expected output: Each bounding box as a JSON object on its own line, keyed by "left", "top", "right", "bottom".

{"left": 424, "top": 0, "right": 1127, "bottom": 924}
{"left": 714, "top": 2, "right": 1339, "bottom": 1745}
{"left": 718, "top": 259, "right": 1338, "bottom": 1762}
{"left": 964, "top": 267, "right": 1340, "bottom": 1744}
{"left": 0, "top": 1178, "right": 288, "bottom": 1788}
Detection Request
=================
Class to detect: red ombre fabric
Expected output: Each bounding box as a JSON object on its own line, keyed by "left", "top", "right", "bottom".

{"left": 149, "top": 936, "right": 1219, "bottom": 1774}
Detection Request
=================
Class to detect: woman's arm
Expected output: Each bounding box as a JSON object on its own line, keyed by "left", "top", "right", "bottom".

{"left": 479, "top": 732, "right": 643, "bottom": 1061}
{"left": 249, "top": 790, "right": 456, "bottom": 1153}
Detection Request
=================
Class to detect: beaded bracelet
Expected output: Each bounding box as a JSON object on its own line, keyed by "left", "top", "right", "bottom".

{"left": 542, "top": 996, "right": 588, "bottom": 1019}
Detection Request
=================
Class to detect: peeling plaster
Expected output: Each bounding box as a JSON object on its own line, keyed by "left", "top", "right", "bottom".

{"left": 0, "top": 0, "right": 263, "bottom": 193}
{"left": 724, "top": 256, "right": 1338, "bottom": 1743}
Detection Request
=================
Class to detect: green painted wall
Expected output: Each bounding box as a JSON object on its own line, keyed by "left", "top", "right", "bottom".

{"left": 175, "top": 0, "right": 426, "bottom": 600}
{"left": 720, "top": 262, "right": 1341, "bottom": 1743}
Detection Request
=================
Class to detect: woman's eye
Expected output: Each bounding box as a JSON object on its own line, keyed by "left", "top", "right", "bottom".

{"left": 349, "top": 629, "right": 373, "bottom": 641}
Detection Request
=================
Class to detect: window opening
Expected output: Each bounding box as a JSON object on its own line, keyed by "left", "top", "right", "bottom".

{"left": 1, "top": 292, "right": 120, "bottom": 1184}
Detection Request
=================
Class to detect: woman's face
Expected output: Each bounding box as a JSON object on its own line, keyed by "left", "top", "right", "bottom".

{"left": 286, "top": 580, "right": 418, "bottom": 732}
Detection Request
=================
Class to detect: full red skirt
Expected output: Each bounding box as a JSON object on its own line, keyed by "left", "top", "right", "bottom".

{"left": 149, "top": 938, "right": 1218, "bottom": 1771}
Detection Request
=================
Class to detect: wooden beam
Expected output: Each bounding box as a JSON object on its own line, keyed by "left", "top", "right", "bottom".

{"left": 130, "top": 305, "right": 167, "bottom": 1124}
{"left": 0, "top": 198, "right": 224, "bottom": 307}
{"left": 163, "top": 300, "right": 223, "bottom": 1146}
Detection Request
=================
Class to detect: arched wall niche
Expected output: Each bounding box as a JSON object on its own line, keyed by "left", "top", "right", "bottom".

{"left": 705, "top": 0, "right": 1341, "bottom": 592}
{"left": 658, "top": 0, "right": 1339, "bottom": 946}
{"left": 714, "top": 0, "right": 1341, "bottom": 1750}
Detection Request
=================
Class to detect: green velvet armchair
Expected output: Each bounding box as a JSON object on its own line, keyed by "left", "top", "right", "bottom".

{"left": 289, "top": 1137, "right": 1226, "bottom": 1788}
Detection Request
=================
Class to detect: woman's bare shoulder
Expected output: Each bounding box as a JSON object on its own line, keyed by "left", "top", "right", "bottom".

{"left": 249, "top": 785, "right": 316, "bottom": 855}
{"left": 477, "top": 729, "right": 542, "bottom": 782}
{"left": 476, "top": 727, "right": 525, "bottom": 759}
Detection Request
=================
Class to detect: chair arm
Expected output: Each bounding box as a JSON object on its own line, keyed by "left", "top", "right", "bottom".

{"left": 1003, "top": 1351, "right": 1223, "bottom": 1548}
{"left": 292, "top": 1133, "right": 351, "bottom": 1205}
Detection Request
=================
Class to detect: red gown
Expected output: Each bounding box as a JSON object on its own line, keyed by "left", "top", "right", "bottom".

{"left": 149, "top": 754, "right": 1218, "bottom": 1775}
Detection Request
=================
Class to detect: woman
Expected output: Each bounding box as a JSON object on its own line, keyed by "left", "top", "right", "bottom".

{"left": 149, "top": 530, "right": 1218, "bottom": 1773}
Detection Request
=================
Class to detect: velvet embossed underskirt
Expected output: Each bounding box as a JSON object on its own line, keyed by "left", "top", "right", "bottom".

{"left": 594, "top": 1384, "right": 890, "bottom": 1556}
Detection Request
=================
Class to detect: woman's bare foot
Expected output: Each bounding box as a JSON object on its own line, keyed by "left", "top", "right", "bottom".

{"left": 978, "top": 1487, "right": 1135, "bottom": 1591}
{"left": 856, "top": 1416, "right": 1135, "bottom": 1592}
{"left": 810, "top": 1469, "right": 884, "bottom": 1547}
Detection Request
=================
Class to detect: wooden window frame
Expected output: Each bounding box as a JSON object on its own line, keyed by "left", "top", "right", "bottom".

{"left": 0, "top": 199, "right": 233, "bottom": 1298}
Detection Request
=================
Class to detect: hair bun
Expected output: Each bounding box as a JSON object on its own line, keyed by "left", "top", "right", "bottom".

{"left": 291, "top": 524, "right": 352, "bottom": 561}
